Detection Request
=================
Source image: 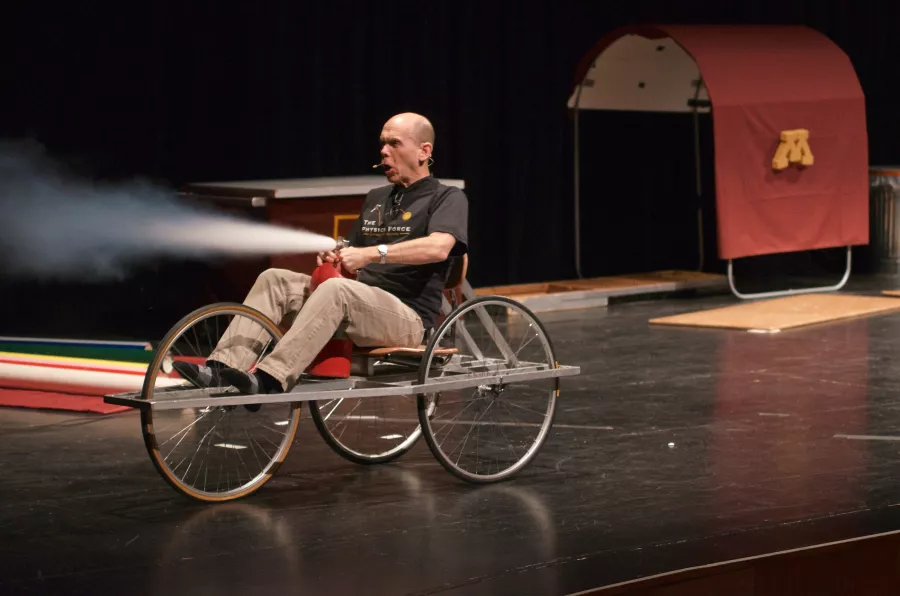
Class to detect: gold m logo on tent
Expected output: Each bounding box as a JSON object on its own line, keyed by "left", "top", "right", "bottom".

{"left": 772, "top": 129, "right": 814, "bottom": 171}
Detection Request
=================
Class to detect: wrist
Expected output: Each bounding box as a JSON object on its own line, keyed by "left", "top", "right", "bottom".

{"left": 369, "top": 246, "right": 382, "bottom": 264}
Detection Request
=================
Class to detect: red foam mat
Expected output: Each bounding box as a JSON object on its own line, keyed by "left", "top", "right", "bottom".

{"left": 0, "top": 388, "right": 131, "bottom": 414}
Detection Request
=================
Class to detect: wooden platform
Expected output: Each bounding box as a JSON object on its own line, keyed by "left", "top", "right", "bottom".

{"left": 650, "top": 293, "right": 900, "bottom": 332}
{"left": 474, "top": 270, "right": 726, "bottom": 312}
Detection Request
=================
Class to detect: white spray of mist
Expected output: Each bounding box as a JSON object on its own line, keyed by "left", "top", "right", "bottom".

{"left": 0, "top": 142, "right": 337, "bottom": 281}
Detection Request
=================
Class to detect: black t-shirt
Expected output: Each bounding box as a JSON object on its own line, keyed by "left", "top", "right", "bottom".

{"left": 346, "top": 175, "right": 468, "bottom": 329}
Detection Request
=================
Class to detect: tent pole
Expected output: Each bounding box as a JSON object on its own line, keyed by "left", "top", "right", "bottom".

{"left": 573, "top": 79, "right": 585, "bottom": 279}
{"left": 728, "top": 246, "right": 853, "bottom": 300}
{"left": 692, "top": 78, "right": 705, "bottom": 272}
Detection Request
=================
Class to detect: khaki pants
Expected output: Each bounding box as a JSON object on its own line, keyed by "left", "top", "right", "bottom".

{"left": 209, "top": 268, "right": 425, "bottom": 390}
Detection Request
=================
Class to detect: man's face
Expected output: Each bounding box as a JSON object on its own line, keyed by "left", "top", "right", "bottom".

{"left": 379, "top": 121, "right": 422, "bottom": 185}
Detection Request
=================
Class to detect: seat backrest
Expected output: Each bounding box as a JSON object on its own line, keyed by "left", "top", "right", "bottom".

{"left": 445, "top": 254, "right": 468, "bottom": 290}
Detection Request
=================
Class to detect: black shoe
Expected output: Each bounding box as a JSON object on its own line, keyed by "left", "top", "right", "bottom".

{"left": 221, "top": 368, "right": 262, "bottom": 395}
{"left": 220, "top": 369, "right": 282, "bottom": 412}
{"left": 172, "top": 361, "right": 224, "bottom": 389}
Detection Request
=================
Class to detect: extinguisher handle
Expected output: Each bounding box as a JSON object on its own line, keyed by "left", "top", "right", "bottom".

{"left": 334, "top": 236, "right": 356, "bottom": 279}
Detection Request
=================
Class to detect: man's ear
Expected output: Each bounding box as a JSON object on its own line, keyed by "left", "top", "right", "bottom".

{"left": 418, "top": 142, "right": 433, "bottom": 165}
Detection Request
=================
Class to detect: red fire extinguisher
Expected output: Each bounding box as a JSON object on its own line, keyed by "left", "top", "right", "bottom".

{"left": 305, "top": 238, "right": 355, "bottom": 378}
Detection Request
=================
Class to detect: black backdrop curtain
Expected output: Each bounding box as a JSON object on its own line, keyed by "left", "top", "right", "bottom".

{"left": 2, "top": 0, "right": 899, "bottom": 339}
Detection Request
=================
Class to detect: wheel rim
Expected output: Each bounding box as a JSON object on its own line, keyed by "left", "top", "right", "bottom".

{"left": 419, "top": 298, "right": 557, "bottom": 482}
{"left": 310, "top": 385, "right": 436, "bottom": 464}
{"left": 142, "top": 304, "right": 300, "bottom": 501}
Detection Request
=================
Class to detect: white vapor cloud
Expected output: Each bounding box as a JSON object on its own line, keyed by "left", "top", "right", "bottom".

{"left": 0, "top": 142, "right": 336, "bottom": 280}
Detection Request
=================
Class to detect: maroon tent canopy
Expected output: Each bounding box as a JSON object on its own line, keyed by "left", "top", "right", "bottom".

{"left": 569, "top": 25, "right": 868, "bottom": 296}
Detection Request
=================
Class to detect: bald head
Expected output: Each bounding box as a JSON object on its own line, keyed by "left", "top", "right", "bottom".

{"left": 378, "top": 112, "right": 436, "bottom": 187}
{"left": 386, "top": 112, "right": 435, "bottom": 146}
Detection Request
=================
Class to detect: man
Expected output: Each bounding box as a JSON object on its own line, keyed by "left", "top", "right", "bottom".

{"left": 173, "top": 112, "right": 468, "bottom": 395}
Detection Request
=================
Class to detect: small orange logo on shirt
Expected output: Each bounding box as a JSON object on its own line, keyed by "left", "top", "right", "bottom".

{"left": 402, "top": 211, "right": 412, "bottom": 221}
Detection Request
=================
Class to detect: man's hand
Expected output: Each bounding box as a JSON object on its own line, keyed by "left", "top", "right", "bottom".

{"left": 338, "top": 246, "right": 376, "bottom": 274}
{"left": 316, "top": 250, "right": 340, "bottom": 267}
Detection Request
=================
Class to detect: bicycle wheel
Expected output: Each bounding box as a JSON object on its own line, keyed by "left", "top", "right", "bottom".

{"left": 140, "top": 303, "right": 301, "bottom": 502}
{"left": 418, "top": 296, "right": 558, "bottom": 483}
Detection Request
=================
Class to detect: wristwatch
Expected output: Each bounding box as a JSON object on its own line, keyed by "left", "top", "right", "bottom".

{"left": 377, "top": 244, "right": 388, "bottom": 264}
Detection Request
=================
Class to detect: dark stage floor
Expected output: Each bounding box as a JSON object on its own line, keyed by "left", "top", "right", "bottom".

{"left": 5, "top": 276, "right": 900, "bottom": 595}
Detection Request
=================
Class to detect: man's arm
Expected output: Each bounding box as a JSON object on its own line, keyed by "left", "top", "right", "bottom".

{"left": 338, "top": 232, "right": 455, "bottom": 273}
